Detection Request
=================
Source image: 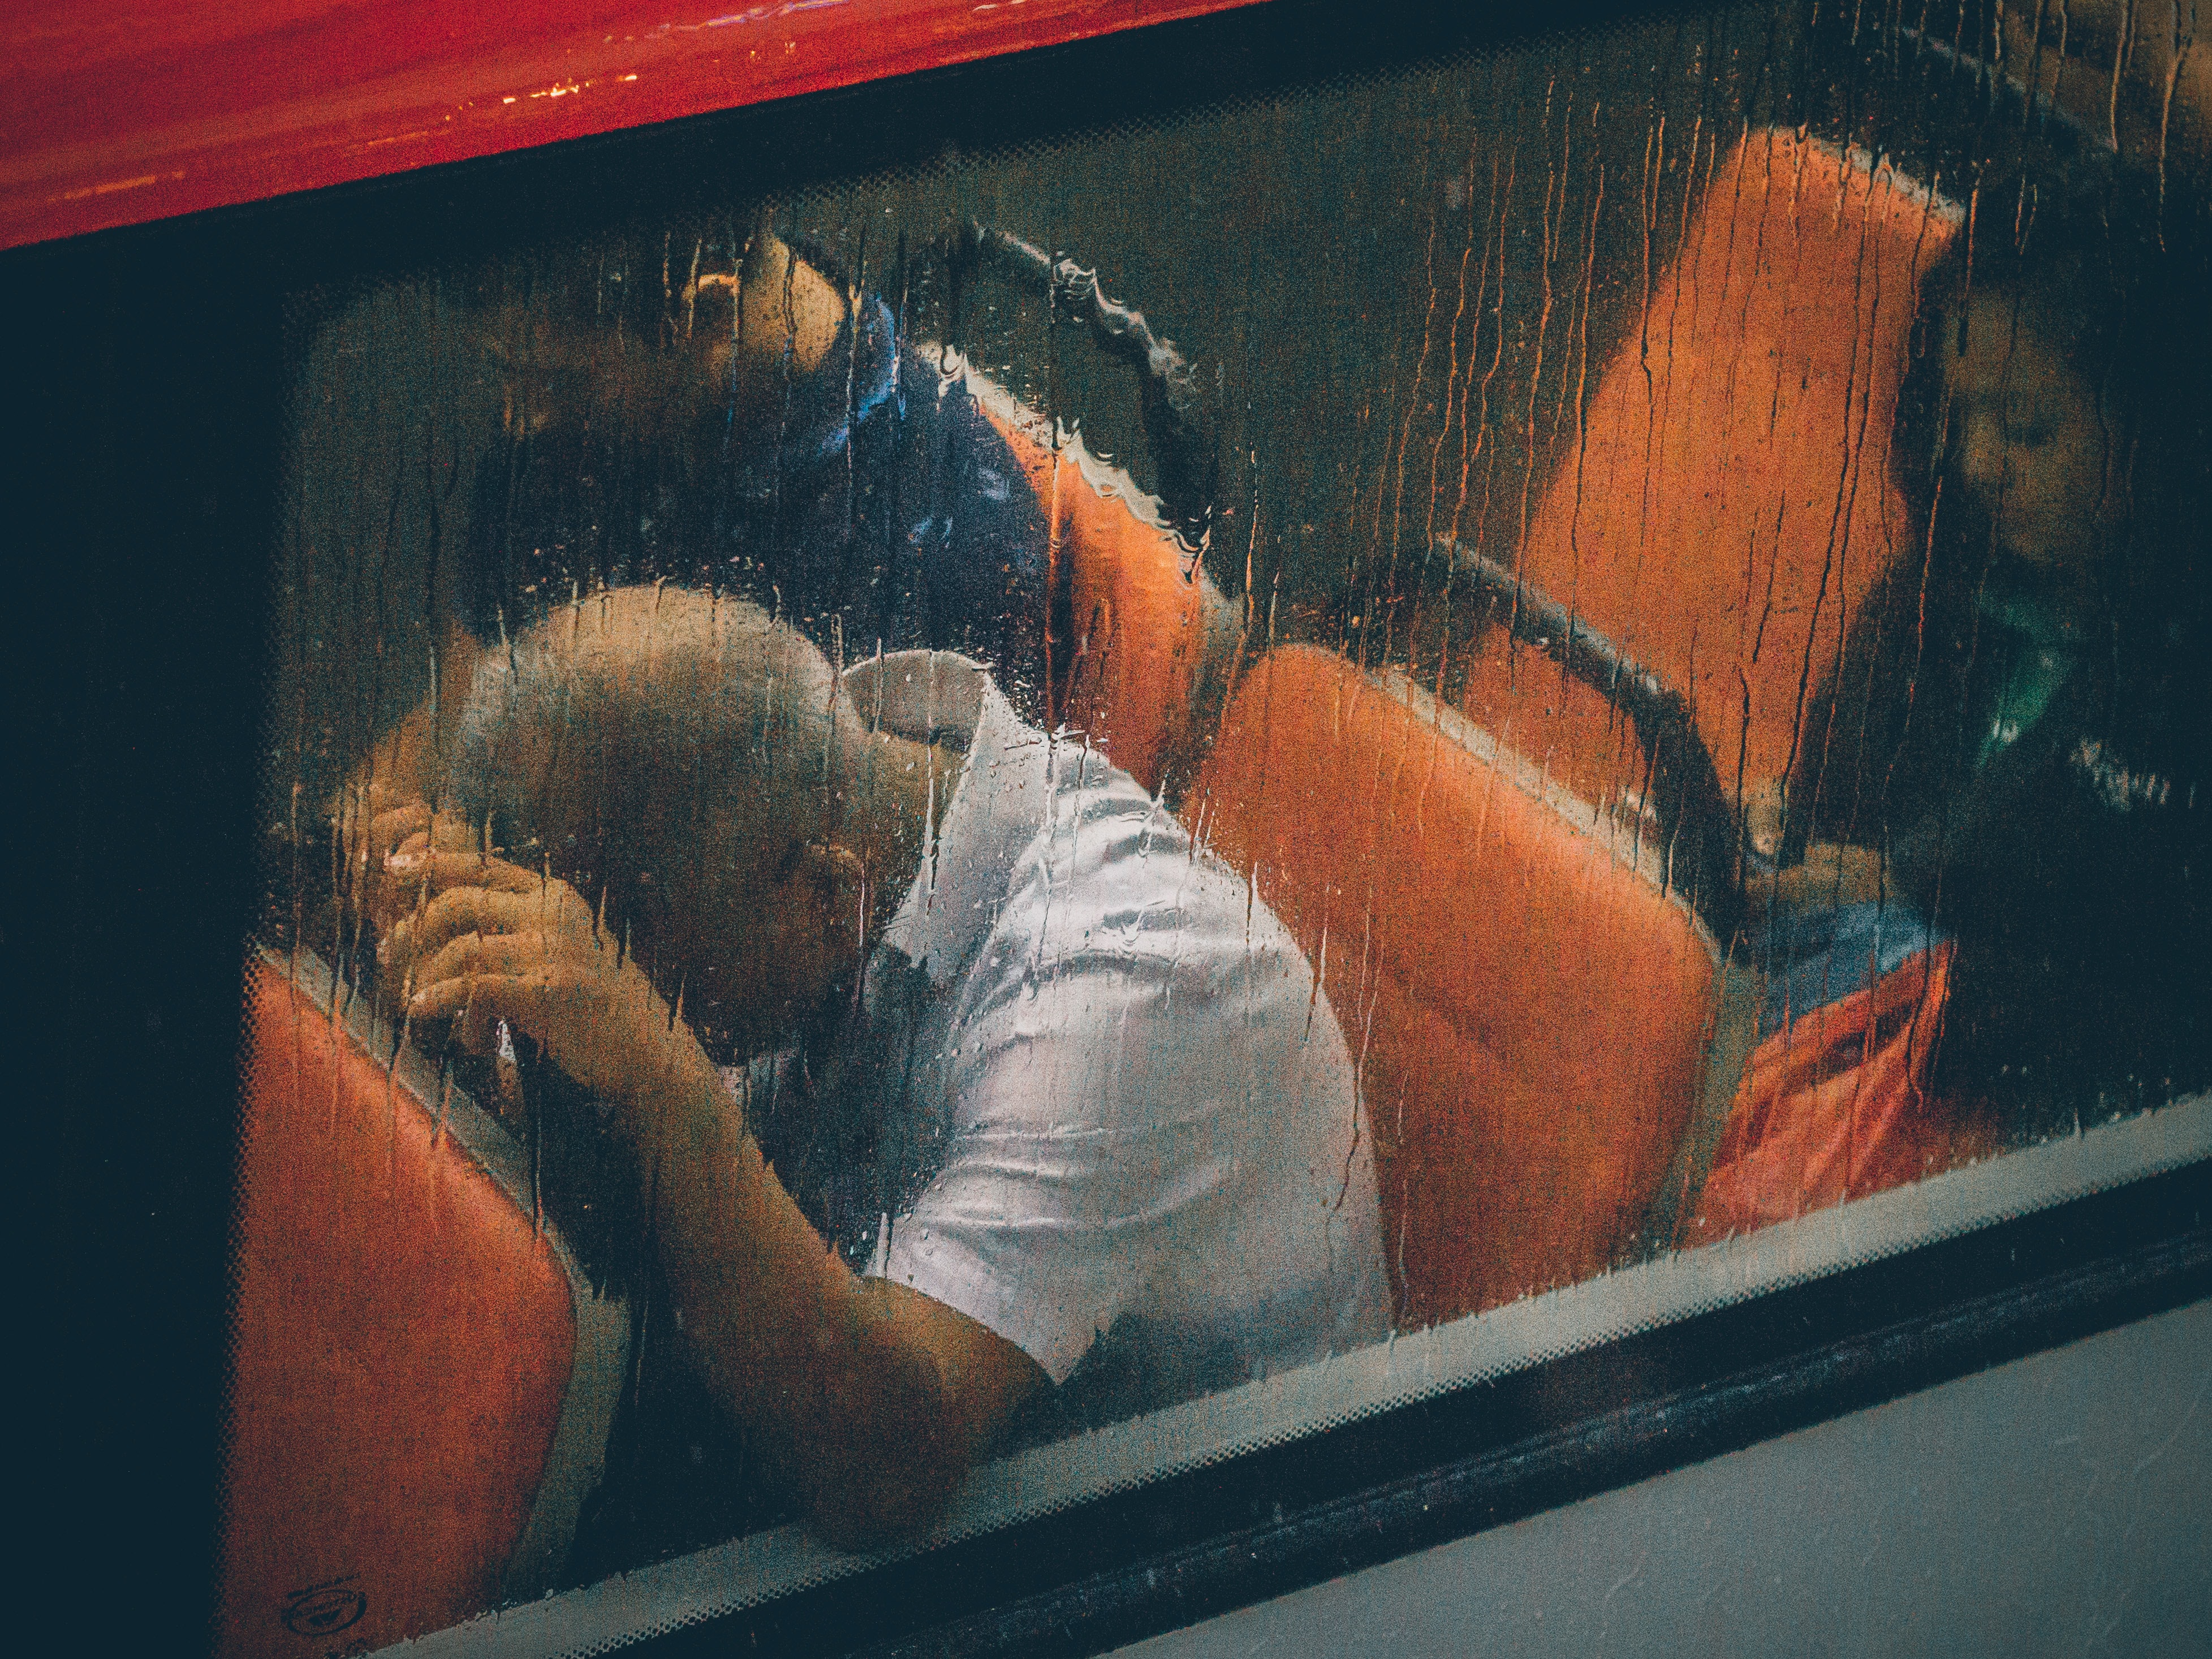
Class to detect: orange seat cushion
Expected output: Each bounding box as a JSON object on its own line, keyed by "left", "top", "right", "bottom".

{"left": 1460, "top": 127, "right": 1960, "bottom": 814}
{"left": 222, "top": 963, "right": 574, "bottom": 1658}
{"left": 1189, "top": 646, "right": 1716, "bottom": 1330}
{"left": 976, "top": 396, "right": 1209, "bottom": 795}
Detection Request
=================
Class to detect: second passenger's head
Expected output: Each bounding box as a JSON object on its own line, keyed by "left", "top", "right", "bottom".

{"left": 1903, "top": 189, "right": 2204, "bottom": 600}
{"left": 1939, "top": 274, "right": 2112, "bottom": 576}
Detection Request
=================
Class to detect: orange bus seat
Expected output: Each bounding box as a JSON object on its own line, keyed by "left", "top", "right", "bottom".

{"left": 1459, "top": 127, "right": 1961, "bottom": 816}
{"left": 1188, "top": 645, "right": 1718, "bottom": 1331}
{"left": 223, "top": 960, "right": 580, "bottom": 1658}
{"left": 969, "top": 368, "right": 1215, "bottom": 796}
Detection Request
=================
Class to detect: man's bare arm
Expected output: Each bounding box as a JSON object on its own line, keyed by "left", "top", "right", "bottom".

{"left": 385, "top": 854, "right": 1047, "bottom": 1546}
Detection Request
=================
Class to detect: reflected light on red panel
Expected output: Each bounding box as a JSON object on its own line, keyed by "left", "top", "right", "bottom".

{"left": 3, "top": 0, "right": 1262, "bottom": 251}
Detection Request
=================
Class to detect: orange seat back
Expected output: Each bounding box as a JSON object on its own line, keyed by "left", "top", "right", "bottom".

{"left": 1189, "top": 646, "right": 1717, "bottom": 1330}
{"left": 222, "top": 963, "right": 576, "bottom": 1658}
{"left": 1459, "top": 128, "right": 1960, "bottom": 811}
{"left": 975, "top": 389, "right": 1210, "bottom": 795}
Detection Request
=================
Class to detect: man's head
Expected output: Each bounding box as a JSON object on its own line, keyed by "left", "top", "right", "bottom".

{"left": 443, "top": 587, "right": 903, "bottom": 1059}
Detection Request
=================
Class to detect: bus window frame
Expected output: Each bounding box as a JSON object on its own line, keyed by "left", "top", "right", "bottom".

{"left": 9, "top": 3, "right": 2206, "bottom": 1656}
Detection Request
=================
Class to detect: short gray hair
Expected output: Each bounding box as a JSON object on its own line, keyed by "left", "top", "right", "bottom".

{"left": 444, "top": 588, "right": 856, "bottom": 879}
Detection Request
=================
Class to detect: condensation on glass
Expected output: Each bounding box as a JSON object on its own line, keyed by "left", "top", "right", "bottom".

{"left": 225, "top": 3, "right": 2210, "bottom": 1654}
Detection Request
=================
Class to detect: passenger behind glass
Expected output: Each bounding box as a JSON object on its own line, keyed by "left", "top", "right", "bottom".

{"left": 463, "top": 222, "right": 1054, "bottom": 719}
{"left": 353, "top": 588, "right": 1388, "bottom": 1558}
{"left": 1740, "top": 183, "right": 2208, "bottom": 1158}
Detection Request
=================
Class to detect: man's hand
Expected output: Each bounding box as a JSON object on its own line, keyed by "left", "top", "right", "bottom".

{"left": 380, "top": 848, "right": 1047, "bottom": 1548}
{"left": 326, "top": 619, "right": 489, "bottom": 927}
{"left": 344, "top": 803, "right": 485, "bottom": 941}
{"left": 380, "top": 850, "right": 684, "bottom": 1115}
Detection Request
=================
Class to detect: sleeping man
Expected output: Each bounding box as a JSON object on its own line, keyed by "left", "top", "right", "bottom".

{"left": 356, "top": 585, "right": 1388, "bottom": 1549}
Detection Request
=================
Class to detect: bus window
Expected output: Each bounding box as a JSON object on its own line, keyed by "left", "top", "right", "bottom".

{"left": 224, "top": 4, "right": 2208, "bottom": 1653}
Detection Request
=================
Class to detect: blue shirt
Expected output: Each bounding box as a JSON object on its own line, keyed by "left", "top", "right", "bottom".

{"left": 467, "top": 293, "right": 1054, "bottom": 722}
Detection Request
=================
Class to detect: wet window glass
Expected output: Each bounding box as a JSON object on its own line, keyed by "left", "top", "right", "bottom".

{"left": 228, "top": 3, "right": 2209, "bottom": 1652}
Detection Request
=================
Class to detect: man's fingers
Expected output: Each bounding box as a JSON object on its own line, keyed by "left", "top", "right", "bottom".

{"left": 383, "top": 885, "right": 571, "bottom": 973}
{"left": 386, "top": 849, "right": 552, "bottom": 897}
{"left": 372, "top": 808, "right": 482, "bottom": 862}
{"left": 369, "top": 803, "right": 432, "bottom": 861}
{"left": 420, "top": 886, "right": 531, "bottom": 944}
{"left": 411, "top": 930, "right": 563, "bottom": 994}
{"left": 408, "top": 970, "right": 584, "bottom": 1057}
{"left": 380, "top": 873, "right": 610, "bottom": 998}
{"left": 334, "top": 799, "right": 422, "bottom": 897}
{"left": 350, "top": 802, "right": 481, "bottom": 935}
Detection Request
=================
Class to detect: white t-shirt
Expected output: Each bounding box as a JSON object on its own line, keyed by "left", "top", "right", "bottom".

{"left": 752, "top": 651, "right": 1389, "bottom": 1418}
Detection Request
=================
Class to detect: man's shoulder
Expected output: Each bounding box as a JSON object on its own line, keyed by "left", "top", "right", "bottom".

{"left": 995, "top": 744, "right": 1317, "bottom": 984}
{"left": 1036, "top": 743, "right": 1204, "bottom": 877}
